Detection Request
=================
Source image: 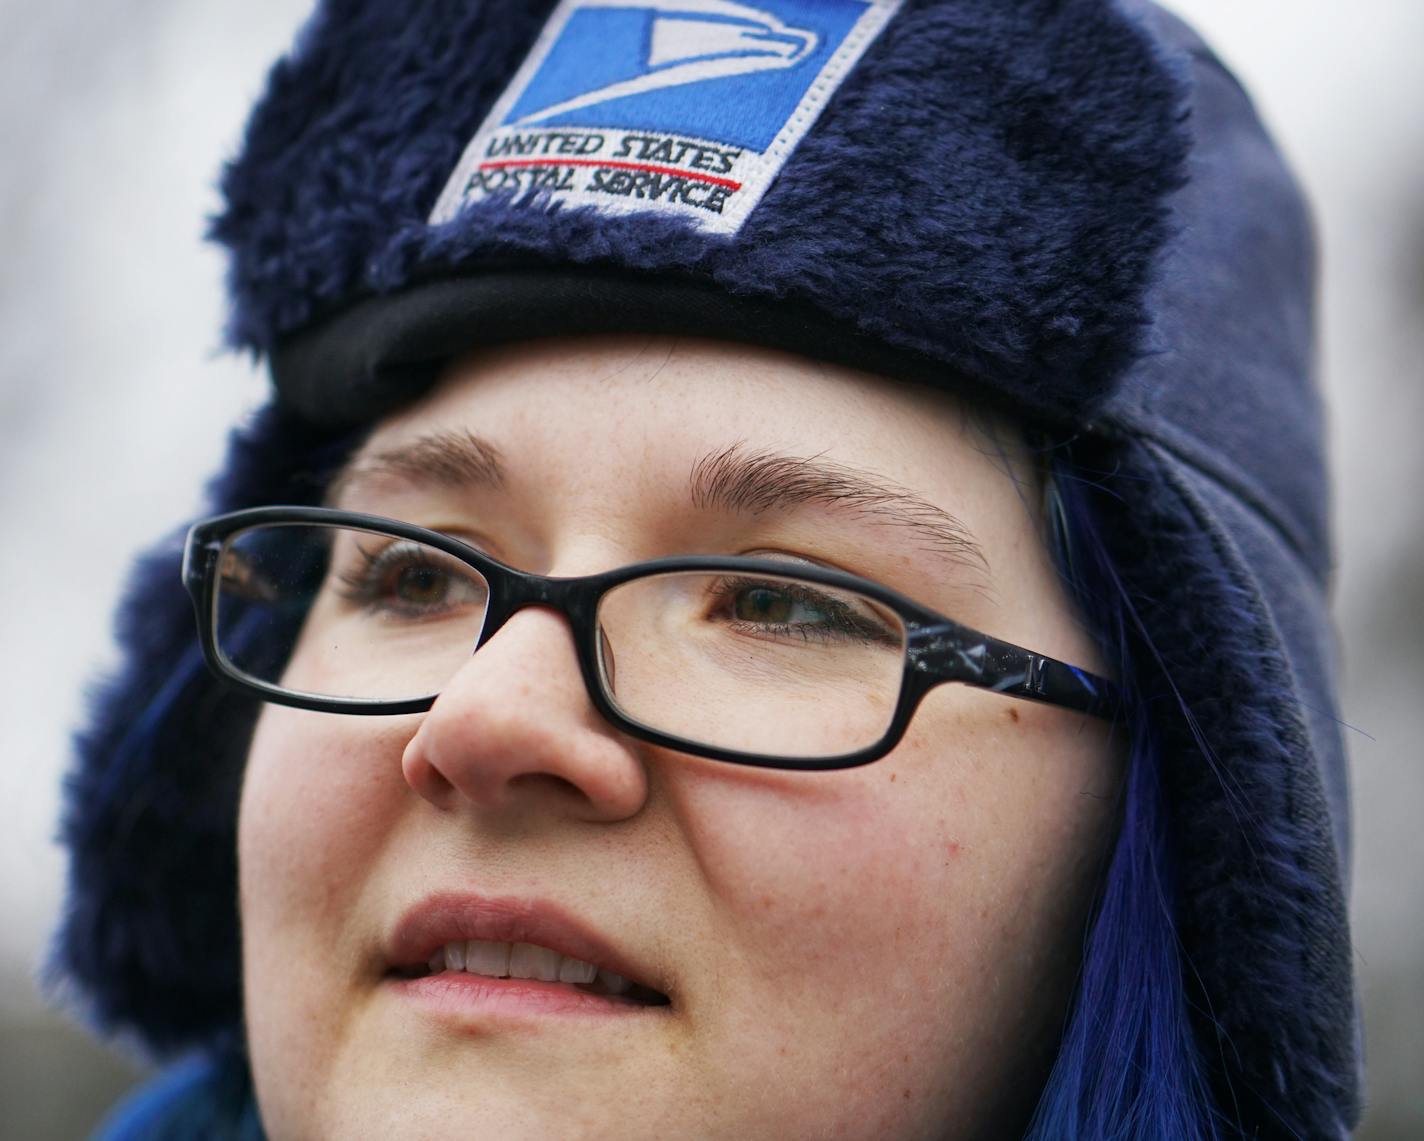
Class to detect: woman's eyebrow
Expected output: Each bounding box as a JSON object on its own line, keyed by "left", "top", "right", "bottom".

{"left": 329, "top": 433, "right": 989, "bottom": 577}
{"left": 326, "top": 429, "right": 506, "bottom": 504}
{"left": 689, "top": 443, "right": 990, "bottom": 575}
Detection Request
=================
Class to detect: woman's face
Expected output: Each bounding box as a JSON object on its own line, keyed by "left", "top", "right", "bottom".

{"left": 239, "top": 336, "right": 1120, "bottom": 1140}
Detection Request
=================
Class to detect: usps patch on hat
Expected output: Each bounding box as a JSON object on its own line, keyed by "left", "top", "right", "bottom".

{"left": 429, "top": 0, "right": 902, "bottom": 235}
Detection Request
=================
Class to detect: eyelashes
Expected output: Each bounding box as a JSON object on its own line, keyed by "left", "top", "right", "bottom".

{"left": 334, "top": 540, "right": 489, "bottom": 619}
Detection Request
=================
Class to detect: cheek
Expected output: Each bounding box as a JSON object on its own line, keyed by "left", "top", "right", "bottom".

{"left": 666, "top": 697, "right": 1118, "bottom": 1132}
{"left": 239, "top": 709, "right": 406, "bottom": 923}
{"left": 681, "top": 700, "right": 1115, "bottom": 956}
{"left": 238, "top": 708, "right": 417, "bottom": 1123}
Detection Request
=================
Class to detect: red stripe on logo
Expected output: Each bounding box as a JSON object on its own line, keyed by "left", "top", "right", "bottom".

{"left": 478, "top": 158, "right": 742, "bottom": 192}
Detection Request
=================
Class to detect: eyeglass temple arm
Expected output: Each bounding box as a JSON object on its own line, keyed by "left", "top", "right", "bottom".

{"left": 905, "top": 623, "right": 1119, "bottom": 720}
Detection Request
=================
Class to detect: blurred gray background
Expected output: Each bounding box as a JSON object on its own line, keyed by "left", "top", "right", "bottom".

{"left": 1, "top": 1, "right": 1420, "bottom": 1137}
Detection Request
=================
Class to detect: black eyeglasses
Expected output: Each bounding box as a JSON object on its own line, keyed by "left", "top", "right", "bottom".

{"left": 182, "top": 506, "right": 1116, "bottom": 771}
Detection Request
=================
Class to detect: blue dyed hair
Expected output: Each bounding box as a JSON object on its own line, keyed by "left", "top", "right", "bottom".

{"left": 1024, "top": 455, "right": 1221, "bottom": 1140}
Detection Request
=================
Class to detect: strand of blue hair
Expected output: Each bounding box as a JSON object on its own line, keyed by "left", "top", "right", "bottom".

{"left": 1022, "top": 455, "right": 1222, "bottom": 1141}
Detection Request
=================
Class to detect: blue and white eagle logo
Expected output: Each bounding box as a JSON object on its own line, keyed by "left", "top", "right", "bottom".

{"left": 430, "top": 0, "right": 901, "bottom": 234}
{"left": 511, "top": 1, "right": 821, "bottom": 128}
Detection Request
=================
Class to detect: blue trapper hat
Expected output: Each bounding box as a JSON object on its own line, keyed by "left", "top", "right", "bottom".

{"left": 56, "top": 1, "right": 1358, "bottom": 1136}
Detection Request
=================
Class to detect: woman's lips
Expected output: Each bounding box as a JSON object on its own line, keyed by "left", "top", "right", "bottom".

{"left": 389, "top": 971, "right": 661, "bottom": 1019}
{"left": 383, "top": 892, "right": 671, "bottom": 1018}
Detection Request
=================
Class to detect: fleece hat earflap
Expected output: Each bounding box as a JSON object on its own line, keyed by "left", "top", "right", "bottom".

{"left": 57, "top": 2, "right": 1358, "bottom": 1137}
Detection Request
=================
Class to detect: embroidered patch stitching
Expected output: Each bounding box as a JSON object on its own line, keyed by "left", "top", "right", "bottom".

{"left": 429, "top": 0, "right": 903, "bottom": 235}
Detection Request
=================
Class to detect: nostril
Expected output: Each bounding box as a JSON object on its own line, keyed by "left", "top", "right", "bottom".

{"left": 508, "top": 772, "right": 582, "bottom": 799}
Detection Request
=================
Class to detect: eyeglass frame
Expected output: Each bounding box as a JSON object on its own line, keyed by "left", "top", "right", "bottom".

{"left": 182, "top": 505, "right": 1119, "bottom": 771}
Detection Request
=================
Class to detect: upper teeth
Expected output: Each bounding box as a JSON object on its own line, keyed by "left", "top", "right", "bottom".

{"left": 430, "top": 940, "right": 629, "bottom": 993}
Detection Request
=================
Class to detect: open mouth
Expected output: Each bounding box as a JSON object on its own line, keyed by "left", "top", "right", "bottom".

{"left": 389, "top": 939, "right": 671, "bottom": 1008}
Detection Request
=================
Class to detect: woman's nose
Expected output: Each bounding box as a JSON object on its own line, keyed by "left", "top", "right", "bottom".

{"left": 400, "top": 607, "right": 649, "bottom": 823}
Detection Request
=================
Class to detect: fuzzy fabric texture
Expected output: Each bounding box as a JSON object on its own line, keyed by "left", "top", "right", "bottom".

{"left": 52, "top": 408, "right": 358, "bottom": 1053}
{"left": 212, "top": 0, "right": 1189, "bottom": 427}
{"left": 1085, "top": 436, "right": 1356, "bottom": 1138}
{"left": 54, "top": 1, "right": 1358, "bottom": 1138}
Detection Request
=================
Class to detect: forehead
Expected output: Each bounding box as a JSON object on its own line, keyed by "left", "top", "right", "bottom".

{"left": 356, "top": 334, "right": 1014, "bottom": 492}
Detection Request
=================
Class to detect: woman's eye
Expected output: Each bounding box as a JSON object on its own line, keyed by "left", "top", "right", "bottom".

{"left": 336, "top": 542, "right": 487, "bottom": 618}
{"left": 732, "top": 585, "right": 822, "bottom": 627}
{"left": 392, "top": 564, "right": 452, "bottom": 607}
{"left": 711, "top": 577, "right": 899, "bottom": 646}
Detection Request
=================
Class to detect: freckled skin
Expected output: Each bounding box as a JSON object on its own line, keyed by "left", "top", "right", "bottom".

{"left": 240, "top": 336, "right": 1122, "bottom": 1140}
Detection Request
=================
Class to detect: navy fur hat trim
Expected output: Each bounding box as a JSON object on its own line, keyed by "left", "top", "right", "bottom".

{"left": 1089, "top": 435, "right": 1357, "bottom": 1137}
{"left": 52, "top": 407, "right": 358, "bottom": 1052}
{"left": 214, "top": 0, "right": 1189, "bottom": 427}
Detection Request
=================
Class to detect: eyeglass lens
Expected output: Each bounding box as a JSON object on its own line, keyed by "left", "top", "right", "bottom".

{"left": 214, "top": 523, "right": 909, "bottom": 759}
